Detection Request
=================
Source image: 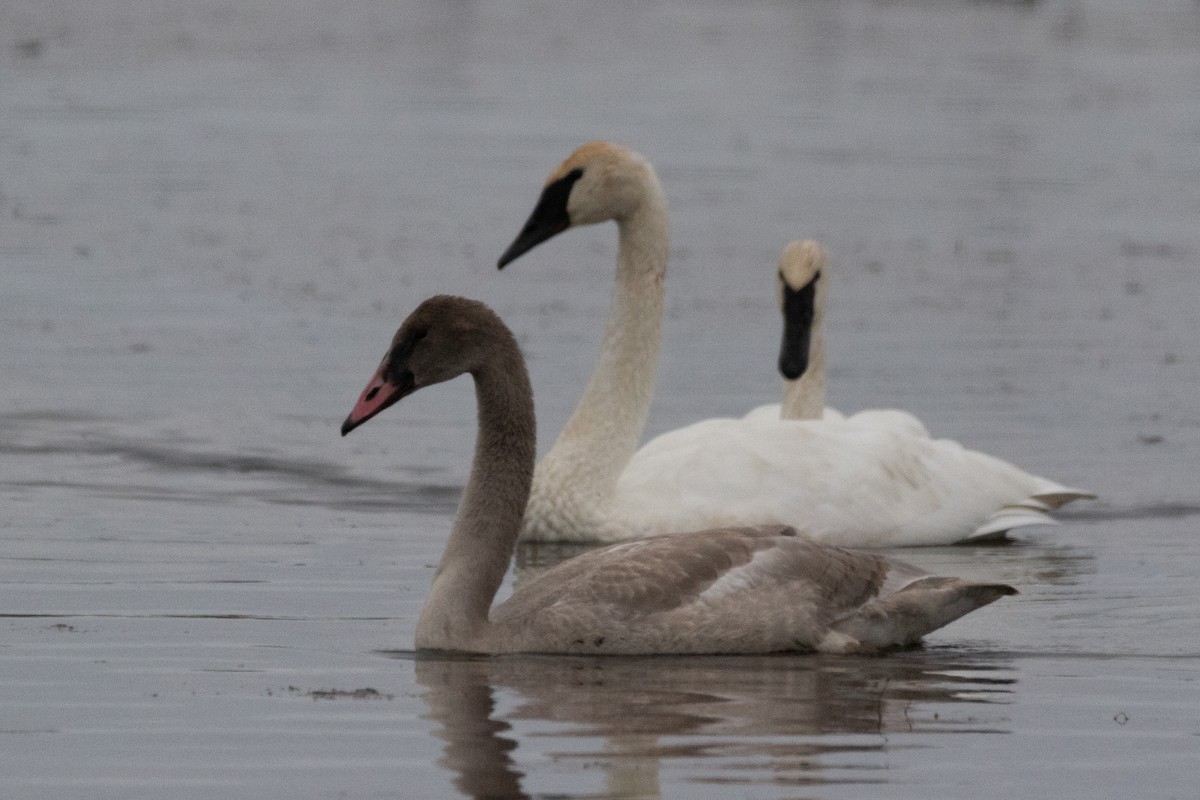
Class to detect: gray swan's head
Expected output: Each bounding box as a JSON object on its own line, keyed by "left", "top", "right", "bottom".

{"left": 341, "top": 296, "right": 514, "bottom": 435}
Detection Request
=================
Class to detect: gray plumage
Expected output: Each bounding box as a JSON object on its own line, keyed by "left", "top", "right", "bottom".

{"left": 342, "top": 295, "right": 1017, "bottom": 655}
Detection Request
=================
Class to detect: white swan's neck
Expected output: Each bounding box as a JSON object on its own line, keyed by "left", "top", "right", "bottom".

{"left": 416, "top": 353, "right": 536, "bottom": 651}
{"left": 779, "top": 276, "right": 827, "bottom": 421}
{"left": 531, "top": 185, "right": 669, "bottom": 529}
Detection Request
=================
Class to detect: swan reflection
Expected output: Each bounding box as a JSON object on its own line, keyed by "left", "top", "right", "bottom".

{"left": 408, "top": 649, "right": 1015, "bottom": 799}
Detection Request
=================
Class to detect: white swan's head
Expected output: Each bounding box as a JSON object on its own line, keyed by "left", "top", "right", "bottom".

{"left": 342, "top": 296, "right": 513, "bottom": 435}
{"left": 498, "top": 141, "right": 662, "bottom": 268}
{"left": 776, "top": 240, "right": 826, "bottom": 381}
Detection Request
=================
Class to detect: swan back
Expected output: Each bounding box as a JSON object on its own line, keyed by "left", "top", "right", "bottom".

{"left": 492, "top": 525, "right": 1016, "bottom": 654}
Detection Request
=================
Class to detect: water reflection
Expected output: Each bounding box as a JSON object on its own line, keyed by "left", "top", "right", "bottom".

{"left": 410, "top": 649, "right": 1015, "bottom": 799}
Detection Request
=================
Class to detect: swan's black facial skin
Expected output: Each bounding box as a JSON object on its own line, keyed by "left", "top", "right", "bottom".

{"left": 382, "top": 329, "right": 424, "bottom": 388}
{"left": 497, "top": 168, "right": 584, "bottom": 268}
{"left": 381, "top": 362, "right": 416, "bottom": 397}
{"left": 778, "top": 271, "right": 819, "bottom": 381}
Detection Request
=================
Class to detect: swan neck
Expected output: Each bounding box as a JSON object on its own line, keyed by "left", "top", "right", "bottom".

{"left": 780, "top": 275, "right": 827, "bottom": 420}
{"left": 416, "top": 349, "right": 536, "bottom": 651}
{"left": 540, "top": 188, "right": 668, "bottom": 502}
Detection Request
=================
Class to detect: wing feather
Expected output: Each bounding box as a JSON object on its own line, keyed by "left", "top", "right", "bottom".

{"left": 492, "top": 526, "right": 1012, "bottom": 654}
{"left": 495, "top": 526, "right": 894, "bottom": 625}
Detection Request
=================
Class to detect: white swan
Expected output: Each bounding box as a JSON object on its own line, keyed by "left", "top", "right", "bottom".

{"left": 497, "top": 142, "right": 1092, "bottom": 546}
{"left": 340, "top": 294, "right": 1016, "bottom": 654}
{"left": 757, "top": 238, "right": 833, "bottom": 422}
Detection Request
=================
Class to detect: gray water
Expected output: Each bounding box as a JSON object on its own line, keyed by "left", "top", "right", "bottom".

{"left": 2, "top": 1, "right": 1199, "bottom": 797}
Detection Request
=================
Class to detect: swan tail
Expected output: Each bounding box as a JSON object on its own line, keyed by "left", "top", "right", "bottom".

{"left": 1029, "top": 485, "right": 1096, "bottom": 510}
{"left": 964, "top": 483, "right": 1096, "bottom": 542}
{"left": 827, "top": 578, "right": 1017, "bottom": 651}
{"left": 968, "top": 505, "right": 1060, "bottom": 541}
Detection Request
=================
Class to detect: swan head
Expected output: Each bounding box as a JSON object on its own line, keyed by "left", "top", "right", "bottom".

{"left": 341, "top": 296, "right": 505, "bottom": 435}
{"left": 776, "top": 240, "right": 826, "bottom": 381}
{"left": 498, "top": 141, "right": 661, "bottom": 268}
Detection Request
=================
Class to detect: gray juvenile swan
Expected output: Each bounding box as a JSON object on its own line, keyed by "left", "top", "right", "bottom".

{"left": 498, "top": 141, "right": 1092, "bottom": 546}
{"left": 340, "top": 295, "right": 1016, "bottom": 655}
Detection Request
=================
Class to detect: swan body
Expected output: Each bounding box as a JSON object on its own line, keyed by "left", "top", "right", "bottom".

{"left": 614, "top": 409, "right": 1085, "bottom": 547}
{"left": 341, "top": 295, "right": 1016, "bottom": 655}
{"left": 498, "top": 143, "right": 1092, "bottom": 545}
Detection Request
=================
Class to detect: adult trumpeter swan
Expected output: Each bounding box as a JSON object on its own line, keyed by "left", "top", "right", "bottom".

{"left": 740, "top": 239, "right": 833, "bottom": 423}
{"left": 776, "top": 239, "right": 831, "bottom": 421}
{"left": 497, "top": 141, "right": 1092, "bottom": 546}
{"left": 340, "top": 295, "right": 1016, "bottom": 654}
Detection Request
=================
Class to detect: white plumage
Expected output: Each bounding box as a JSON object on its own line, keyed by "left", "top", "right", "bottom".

{"left": 498, "top": 143, "right": 1092, "bottom": 546}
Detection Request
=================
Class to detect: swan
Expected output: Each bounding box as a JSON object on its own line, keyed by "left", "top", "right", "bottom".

{"left": 738, "top": 239, "right": 837, "bottom": 424}
{"left": 760, "top": 238, "right": 833, "bottom": 422}
{"left": 497, "top": 141, "right": 1092, "bottom": 545}
{"left": 340, "top": 294, "right": 1016, "bottom": 654}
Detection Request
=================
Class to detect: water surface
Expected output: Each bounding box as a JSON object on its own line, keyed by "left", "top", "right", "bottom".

{"left": 2, "top": 1, "right": 1199, "bottom": 797}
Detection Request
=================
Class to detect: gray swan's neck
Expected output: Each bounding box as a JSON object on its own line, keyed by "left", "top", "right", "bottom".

{"left": 539, "top": 189, "right": 670, "bottom": 496}
{"left": 415, "top": 349, "right": 536, "bottom": 651}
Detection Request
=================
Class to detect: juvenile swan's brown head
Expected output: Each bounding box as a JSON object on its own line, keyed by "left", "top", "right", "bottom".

{"left": 341, "top": 296, "right": 508, "bottom": 435}
{"left": 497, "top": 140, "right": 662, "bottom": 269}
